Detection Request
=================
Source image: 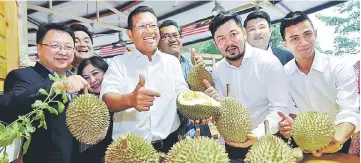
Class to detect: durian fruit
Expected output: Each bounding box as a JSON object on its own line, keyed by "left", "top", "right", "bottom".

{"left": 187, "top": 65, "right": 213, "bottom": 92}
{"left": 291, "top": 111, "right": 335, "bottom": 151}
{"left": 177, "top": 90, "right": 220, "bottom": 120}
{"left": 245, "top": 120, "right": 301, "bottom": 163}
{"left": 105, "top": 133, "right": 159, "bottom": 163}
{"left": 215, "top": 84, "right": 252, "bottom": 142}
{"left": 166, "top": 136, "right": 229, "bottom": 163}
{"left": 66, "top": 94, "right": 110, "bottom": 145}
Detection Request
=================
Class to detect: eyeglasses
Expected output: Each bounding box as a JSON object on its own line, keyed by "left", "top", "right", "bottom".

{"left": 161, "top": 33, "right": 181, "bottom": 41}
{"left": 132, "top": 22, "right": 159, "bottom": 31}
{"left": 41, "top": 43, "right": 74, "bottom": 51}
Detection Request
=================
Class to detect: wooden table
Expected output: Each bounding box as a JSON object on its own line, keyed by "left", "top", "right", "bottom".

{"left": 301, "top": 153, "right": 360, "bottom": 163}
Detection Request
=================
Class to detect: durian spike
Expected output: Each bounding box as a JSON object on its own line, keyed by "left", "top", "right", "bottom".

{"left": 226, "top": 84, "right": 230, "bottom": 97}
{"left": 196, "top": 128, "right": 200, "bottom": 139}
{"left": 185, "top": 135, "right": 191, "bottom": 140}
{"left": 264, "top": 120, "right": 270, "bottom": 135}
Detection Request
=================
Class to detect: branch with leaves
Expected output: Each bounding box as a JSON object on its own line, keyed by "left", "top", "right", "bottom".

{"left": 0, "top": 73, "right": 69, "bottom": 163}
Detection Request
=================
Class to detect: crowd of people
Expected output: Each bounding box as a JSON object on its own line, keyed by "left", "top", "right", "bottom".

{"left": 0, "top": 5, "right": 359, "bottom": 163}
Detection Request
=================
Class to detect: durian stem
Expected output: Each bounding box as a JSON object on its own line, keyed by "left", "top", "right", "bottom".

{"left": 120, "top": 137, "right": 128, "bottom": 150}
{"left": 264, "top": 120, "right": 270, "bottom": 135}
{"left": 178, "top": 135, "right": 182, "bottom": 141}
{"left": 226, "top": 84, "right": 230, "bottom": 97}
{"left": 196, "top": 128, "right": 200, "bottom": 139}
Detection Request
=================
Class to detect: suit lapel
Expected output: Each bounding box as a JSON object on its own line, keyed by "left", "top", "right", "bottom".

{"left": 33, "top": 62, "right": 53, "bottom": 80}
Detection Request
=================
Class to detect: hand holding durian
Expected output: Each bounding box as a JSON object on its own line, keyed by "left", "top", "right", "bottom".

{"left": 278, "top": 111, "right": 337, "bottom": 157}
{"left": 190, "top": 48, "right": 206, "bottom": 68}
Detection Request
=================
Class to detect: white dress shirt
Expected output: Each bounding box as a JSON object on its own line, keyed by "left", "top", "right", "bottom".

{"left": 212, "top": 43, "right": 289, "bottom": 139}
{"left": 285, "top": 51, "right": 360, "bottom": 132}
{"left": 100, "top": 49, "right": 189, "bottom": 141}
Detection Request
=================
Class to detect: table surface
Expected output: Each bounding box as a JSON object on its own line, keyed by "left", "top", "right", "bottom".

{"left": 301, "top": 152, "right": 360, "bottom": 163}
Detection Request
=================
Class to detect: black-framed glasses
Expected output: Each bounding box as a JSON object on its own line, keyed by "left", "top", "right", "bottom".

{"left": 132, "top": 22, "right": 159, "bottom": 30}
{"left": 161, "top": 33, "right": 181, "bottom": 41}
{"left": 41, "top": 43, "right": 74, "bottom": 51}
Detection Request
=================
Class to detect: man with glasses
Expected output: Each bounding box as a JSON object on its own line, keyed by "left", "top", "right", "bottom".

{"left": 0, "top": 23, "right": 89, "bottom": 163}
{"left": 100, "top": 6, "right": 189, "bottom": 153}
{"left": 158, "top": 20, "right": 211, "bottom": 139}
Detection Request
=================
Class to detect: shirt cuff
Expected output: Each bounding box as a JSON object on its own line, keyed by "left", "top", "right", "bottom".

{"left": 334, "top": 117, "right": 360, "bottom": 133}
{"left": 252, "top": 125, "right": 266, "bottom": 140}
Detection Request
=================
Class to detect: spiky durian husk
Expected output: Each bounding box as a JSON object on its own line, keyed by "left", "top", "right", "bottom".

{"left": 66, "top": 94, "right": 110, "bottom": 145}
{"left": 245, "top": 135, "right": 297, "bottom": 163}
{"left": 187, "top": 66, "right": 213, "bottom": 92}
{"left": 177, "top": 91, "right": 220, "bottom": 120}
{"left": 166, "top": 137, "right": 229, "bottom": 163}
{"left": 105, "top": 133, "right": 159, "bottom": 163}
{"left": 291, "top": 111, "right": 335, "bottom": 151}
{"left": 216, "top": 97, "right": 252, "bottom": 142}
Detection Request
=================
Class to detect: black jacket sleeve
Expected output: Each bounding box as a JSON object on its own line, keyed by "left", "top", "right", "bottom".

{"left": 0, "top": 69, "right": 54, "bottom": 123}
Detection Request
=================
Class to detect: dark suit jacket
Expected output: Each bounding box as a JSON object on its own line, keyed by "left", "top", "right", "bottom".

{"left": 0, "top": 62, "right": 79, "bottom": 163}
{"left": 271, "top": 47, "right": 294, "bottom": 66}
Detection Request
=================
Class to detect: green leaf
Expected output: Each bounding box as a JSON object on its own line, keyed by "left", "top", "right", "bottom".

{"left": 34, "top": 110, "right": 44, "bottom": 121}
{"left": 41, "top": 120, "right": 47, "bottom": 129}
{"left": 54, "top": 88, "right": 62, "bottom": 95}
{"left": 54, "top": 72, "right": 60, "bottom": 79}
{"left": 48, "top": 74, "right": 56, "bottom": 81}
{"left": 22, "top": 135, "right": 31, "bottom": 155}
{"left": 31, "top": 100, "right": 43, "bottom": 109}
{"left": 0, "top": 123, "right": 5, "bottom": 133}
{"left": 46, "top": 106, "right": 58, "bottom": 115}
{"left": 62, "top": 93, "right": 68, "bottom": 103}
{"left": 38, "top": 88, "right": 48, "bottom": 96}
{"left": 26, "top": 123, "right": 35, "bottom": 133}
{"left": 57, "top": 102, "right": 65, "bottom": 114}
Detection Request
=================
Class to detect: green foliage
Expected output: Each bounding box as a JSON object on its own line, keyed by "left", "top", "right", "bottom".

{"left": 270, "top": 23, "right": 285, "bottom": 50}
{"left": 317, "top": 0, "right": 360, "bottom": 55}
{"left": 0, "top": 73, "right": 68, "bottom": 161}
{"left": 183, "top": 40, "right": 221, "bottom": 55}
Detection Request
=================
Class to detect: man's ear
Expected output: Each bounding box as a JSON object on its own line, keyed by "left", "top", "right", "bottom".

{"left": 36, "top": 44, "right": 42, "bottom": 57}
{"left": 126, "top": 29, "right": 133, "bottom": 41}
{"left": 281, "top": 40, "right": 287, "bottom": 49}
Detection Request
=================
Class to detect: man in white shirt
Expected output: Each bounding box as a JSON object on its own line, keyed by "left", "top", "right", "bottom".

{"left": 244, "top": 11, "right": 293, "bottom": 65}
{"left": 100, "top": 6, "right": 189, "bottom": 153}
{"left": 206, "top": 11, "right": 289, "bottom": 162}
{"left": 278, "top": 11, "right": 360, "bottom": 157}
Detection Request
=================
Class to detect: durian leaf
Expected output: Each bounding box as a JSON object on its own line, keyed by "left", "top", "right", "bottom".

{"left": 31, "top": 100, "right": 42, "bottom": 109}
{"left": 62, "top": 93, "right": 68, "bottom": 103}
{"left": 57, "top": 102, "right": 65, "bottom": 113}
{"left": 48, "top": 74, "right": 56, "bottom": 81}
{"left": 22, "top": 135, "right": 31, "bottom": 155}
{"left": 33, "top": 110, "right": 43, "bottom": 121}
{"left": 38, "top": 88, "right": 48, "bottom": 96}
{"left": 39, "top": 119, "right": 47, "bottom": 129}
{"left": 25, "top": 123, "right": 35, "bottom": 133}
{"left": 54, "top": 88, "right": 62, "bottom": 95}
{"left": 0, "top": 123, "right": 4, "bottom": 133}
{"left": 54, "top": 72, "right": 60, "bottom": 79}
{"left": 46, "top": 106, "right": 58, "bottom": 115}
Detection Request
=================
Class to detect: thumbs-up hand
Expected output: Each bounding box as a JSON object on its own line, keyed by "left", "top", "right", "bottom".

{"left": 278, "top": 112, "right": 294, "bottom": 139}
{"left": 190, "top": 48, "right": 205, "bottom": 68}
{"left": 131, "top": 74, "right": 161, "bottom": 112}
{"left": 203, "top": 79, "right": 220, "bottom": 101}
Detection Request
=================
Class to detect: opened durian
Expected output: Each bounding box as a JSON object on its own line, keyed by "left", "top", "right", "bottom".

{"left": 166, "top": 136, "right": 229, "bottom": 163}
{"left": 216, "top": 84, "right": 252, "bottom": 142}
{"left": 187, "top": 65, "right": 213, "bottom": 92}
{"left": 177, "top": 90, "right": 220, "bottom": 120}
{"left": 105, "top": 133, "right": 159, "bottom": 163}
{"left": 66, "top": 94, "right": 110, "bottom": 145}
{"left": 245, "top": 120, "right": 302, "bottom": 163}
{"left": 291, "top": 111, "right": 335, "bottom": 151}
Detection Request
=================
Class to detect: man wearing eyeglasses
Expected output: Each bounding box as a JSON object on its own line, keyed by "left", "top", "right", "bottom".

{"left": 158, "top": 20, "right": 211, "bottom": 139}
{"left": 0, "top": 23, "right": 89, "bottom": 163}
{"left": 101, "top": 6, "right": 190, "bottom": 153}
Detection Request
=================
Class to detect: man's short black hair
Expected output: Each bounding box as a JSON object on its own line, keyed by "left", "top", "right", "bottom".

{"left": 127, "top": 6, "right": 157, "bottom": 29}
{"left": 209, "top": 11, "right": 243, "bottom": 38}
{"left": 159, "top": 20, "right": 182, "bottom": 36}
{"left": 244, "top": 11, "right": 271, "bottom": 28}
{"left": 280, "top": 11, "right": 314, "bottom": 40}
{"left": 36, "top": 23, "right": 75, "bottom": 45}
{"left": 69, "top": 24, "right": 93, "bottom": 43}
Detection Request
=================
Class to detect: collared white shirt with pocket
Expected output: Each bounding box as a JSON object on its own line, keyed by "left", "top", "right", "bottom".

{"left": 285, "top": 51, "right": 360, "bottom": 132}
{"left": 212, "top": 43, "right": 290, "bottom": 139}
{"left": 100, "top": 49, "right": 189, "bottom": 141}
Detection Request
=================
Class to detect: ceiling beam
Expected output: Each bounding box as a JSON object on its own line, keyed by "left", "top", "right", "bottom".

{"left": 28, "top": 0, "right": 68, "bottom": 15}
{"left": 27, "top": 4, "right": 125, "bottom": 32}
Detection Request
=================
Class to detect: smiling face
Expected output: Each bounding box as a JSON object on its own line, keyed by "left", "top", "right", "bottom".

{"left": 74, "top": 31, "right": 94, "bottom": 64}
{"left": 245, "top": 18, "right": 272, "bottom": 50}
{"left": 126, "top": 12, "right": 160, "bottom": 56}
{"left": 158, "top": 25, "right": 182, "bottom": 57}
{"left": 37, "top": 29, "right": 74, "bottom": 74}
{"left": 82, "top": 64, "right": 105, "bottom": 94}
{"left": 214, "top": 19, "right": 247, "bottom": 61}
{"left": 282, "top": 20, "right": 316, "bottom": 59}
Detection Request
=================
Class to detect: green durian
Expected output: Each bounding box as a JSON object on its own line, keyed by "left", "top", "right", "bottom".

{"left": 187, "top": 65, "right": 213, "bottom": 92}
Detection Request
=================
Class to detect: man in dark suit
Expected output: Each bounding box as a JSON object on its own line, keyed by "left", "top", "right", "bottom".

{"left": 0, "top": 23, "right": 89, "bottom": 163}
{"left": 244, "top": 11, "right": 293, "bottom": 65}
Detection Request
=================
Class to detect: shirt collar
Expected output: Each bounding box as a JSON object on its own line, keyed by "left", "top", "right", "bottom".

{"left": 288, "top": 50, "right": 325, "bottom": 74}
{"left": 130, "top": 48, "right": 161, "bottom": 61}
{"left": 38, "top": 61, "right": 72, "bottom": 77}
